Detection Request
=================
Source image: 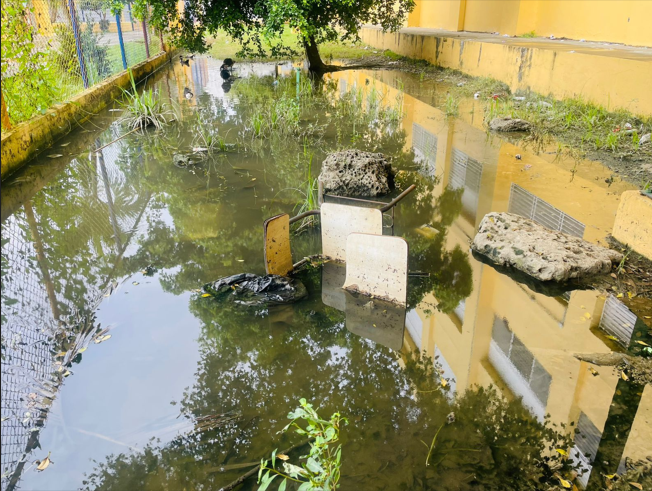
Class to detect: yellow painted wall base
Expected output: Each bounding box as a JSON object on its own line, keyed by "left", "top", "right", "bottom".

{"left": 361, "top": 27, "right": 652, "bottom": 116}
{"left": 612, "top": 191, "right": 652, "bottom": 260}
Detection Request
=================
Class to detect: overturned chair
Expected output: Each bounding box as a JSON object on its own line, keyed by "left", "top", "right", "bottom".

{"left": 263, "top": 184, "right": 415, "bottom": 306}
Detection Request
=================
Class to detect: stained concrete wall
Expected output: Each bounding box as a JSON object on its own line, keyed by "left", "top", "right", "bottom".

{"left": 360, "top": 27, "right": 652, "bottom": 116}
{"left": 407, "top": 0, "right": 652, "bottom": 47}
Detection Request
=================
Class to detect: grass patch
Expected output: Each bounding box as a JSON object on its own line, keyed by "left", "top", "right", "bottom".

{"left": 106, "top": 41, "right": 151, "bottom": 69}
{"left": 486, "top": 95, "right": 652, "bottom": 161}
{"left": 119, "top": 70, "right": 175, "bottom": 130}
{"left": 376, "top": 50, "right": 651, "bottom": 168}
{"left": 208, "top": 30, "right": 373, "bottom": 61}
{"left": 518, "top": 31, "right": 537, "bottom": 39}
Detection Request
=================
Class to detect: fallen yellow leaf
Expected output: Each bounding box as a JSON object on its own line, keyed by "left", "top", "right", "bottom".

{"left": 605, "top": 474, "right": 617, "bottom": 480}
{"left": 628, "top": 483, "right": 643, "bottom": 490}
{"left": 635, "top": 340, "right": 650, "bottom": 347}
{"left": 78, "top": 347, "right": 87, "bottom": 354}
{"left": 621, "top": 372, "right": 629, "bottom": 381}
{"left": 37, "top": 453, "right": 51, "bottom": 471}
{"left": 201, "top": 293, "right": 212, "bottom": 297}
{"left": 277, "top": 454, "right": 289, "bottom": 461}
{"left": 441, "top": 379, "right": 448, "bottom": 388}
{"left": 94, "top": 334, "right": 111, "bottom": 344}
{"left": 558, "top": 476, "right": 572, "bottom": 488}
{"left": 556, "top": 449, "right": 568, "bottom": 456}
{"left": 589, "top": 367, "right": 599, "bottom": 376}
{"left": 583, "top": 313, "right": 591, "bottom": 320}
{"left": 616, "top": 293, "right": 624, "bottom": 298}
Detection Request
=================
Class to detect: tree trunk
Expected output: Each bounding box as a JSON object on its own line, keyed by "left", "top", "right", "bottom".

{"left": 303, "top": 35, "right": 329, "bottom": 72}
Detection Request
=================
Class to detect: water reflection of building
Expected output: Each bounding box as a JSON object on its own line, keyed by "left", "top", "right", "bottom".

{"left": 0, "top": 136, "right": 150, "bottom": 491}
{"left": 330, "top": 69, "right": 651, "bottom": 487}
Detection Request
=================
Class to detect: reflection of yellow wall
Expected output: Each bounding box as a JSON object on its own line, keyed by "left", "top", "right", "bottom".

{"left": 341, "top": 70, "right": 645, "bottom": 463}
{"left": 623, "top": 385, "right": 652, "bottom": 462}
{"left": 612, "top": 190, "right": 652, "bottom": 260}
{"left": 408, "top": 0, "right": 652, "bottom": 46}
{"left": 360, "top": 27, "right": 652, "bottom": 116}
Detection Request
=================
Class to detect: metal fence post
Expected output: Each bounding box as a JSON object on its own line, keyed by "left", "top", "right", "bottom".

{"left": 127, "top": 2, "right": 135, "bottom": 30}
{"left": 66, "top": 0, "right": 89, "bottom": 88}
{"left": 116, "top": 13, "right": 128, "bottom": 69}
{"left": 1, "top": 90, "right": 12, "bottom": 131}
{"left": 142, "top": 18, "right": 150, "bottom": 58}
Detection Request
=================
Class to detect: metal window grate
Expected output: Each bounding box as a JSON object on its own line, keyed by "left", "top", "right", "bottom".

{"left": 450, "top": 148, "right": 483, "bottom": 218}
{"left": 412, "top": 123, "right": 437, "bottom": 176}
{"left": 490, "top": 316, "right": 551, "bottom": 407}
{"left": 575, "top": 412, "right": 602, "bottom": 462}
{"left": 599, "top": 294, "right": 637, "bottom": 347}
{"left": 508, "top": 183, "right": 585, "bottom": 238}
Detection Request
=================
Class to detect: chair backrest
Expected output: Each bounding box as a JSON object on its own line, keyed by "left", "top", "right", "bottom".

{"left": 263, "top": 213, "right": 293, "bottom": 276}
{"left": 343, "top": 233, "right": 409, "bottom": 306}
{"left": 321, "top": 203, "right": 383, "bottom": 262}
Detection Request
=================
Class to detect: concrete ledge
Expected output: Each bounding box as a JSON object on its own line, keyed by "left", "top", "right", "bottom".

{"left": 1, "top": 50, "right": 172, "bottom": 180}
{"left": 361, "top": 27, "right": 652, "bottom": 116}
{"left": 612, "top": 191, "right": 652, "bottom": 260}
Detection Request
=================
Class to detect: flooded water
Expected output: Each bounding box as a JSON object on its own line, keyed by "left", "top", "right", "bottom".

{"left": 1, "top": 57, "right": 650, "bottom": 491}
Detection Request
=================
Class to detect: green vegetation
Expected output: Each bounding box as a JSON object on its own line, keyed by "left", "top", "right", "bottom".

{"left": 148, "top": 0, "right": 414, "bottom": 70}
{"left": 258, "top": 399, "right": 346, "bottom": 491}
{"left": 487, "top": 95, "right": 652, "bottom": 160}
{"left": 444, "top": 94, "right": 459, "bottom": 117}
{"left": 377, "top": 50, "right": 651, "bottom": 168}
{"left": 119, "top": 70, "right": 174, "bottom": 129}
{"left": 519, "top": 30, "right": 537, "bottom": 38}
{"left": 208, "top": 30, "right": 374, "bottom": 62}
{"left": 1, "top": 0, "right": 62, "bottom": 128}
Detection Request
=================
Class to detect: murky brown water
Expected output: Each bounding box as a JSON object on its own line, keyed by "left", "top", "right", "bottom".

{"left": 1, "top": 57, "right": 650, "bottom": 491}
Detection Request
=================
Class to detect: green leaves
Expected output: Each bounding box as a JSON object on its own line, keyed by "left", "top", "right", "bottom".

{"left": 146, "top": 0, "right": 415, "bottom": 58}
{"left": 259, "top": 399, "right": 347, "bottom": 490}
{"left": 305, "top": 457, "right": 324, "bottom": 474}
{"left": 257, "top": 471, "right": 278, "bottom": 491}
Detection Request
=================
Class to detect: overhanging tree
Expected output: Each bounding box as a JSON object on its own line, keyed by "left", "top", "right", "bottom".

{"left": 146, "top": 0, "right": 415, "bottom": 71}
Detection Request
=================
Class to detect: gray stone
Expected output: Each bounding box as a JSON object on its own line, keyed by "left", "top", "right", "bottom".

{"left": 489, "top": 117, "right": 532, "bottom": 132}
{"left": 471, "top": 212, "right": 623, "bottom": 282}
{"left": 639, "top": 133, "right": 651, "bottom": 145}
{"left": 318, "top": 150, "right": 395, "bottom": 197}
{"left": 173, "top": 153, "right": 194, "bottom": 168}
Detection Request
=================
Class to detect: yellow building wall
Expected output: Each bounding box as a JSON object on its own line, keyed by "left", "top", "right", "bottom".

{"left": 463, "top": 0, "right": 521, "bottom": 35}
{"left": 409, "top": 0, "right": 466, "bottom": 31}
{"left": 523, "top": 0, "right": 652, "bottom": 47}
{"left": 410, "top": 0, "right": 652, "bottom": 47}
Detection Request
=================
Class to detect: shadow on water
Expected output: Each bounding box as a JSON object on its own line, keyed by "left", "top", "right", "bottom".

{"left": 1, "top": 57, "right": 650, "bottom": 491}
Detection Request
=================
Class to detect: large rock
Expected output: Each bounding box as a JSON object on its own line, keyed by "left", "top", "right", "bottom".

{"left": 489, "top": 117, "right": 532, "bottom": 132}
{"left": 471, "top": 213, "right": 623, "bottom": 282}
{"left": 318, "top": 150, "right": 395, "bottom": 197}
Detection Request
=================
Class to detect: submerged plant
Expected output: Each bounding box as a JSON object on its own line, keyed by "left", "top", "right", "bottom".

{"left": 258, "top": 398, "right": 347, "bottom": 491}
{"left": 282, "top": 147, "right": 318, "bottom": 230}
{"left": 119, "top": 70, "right": 174, "bottom": 130}
{"left": 444, "top": 94, "right": 459, "bottom": 117}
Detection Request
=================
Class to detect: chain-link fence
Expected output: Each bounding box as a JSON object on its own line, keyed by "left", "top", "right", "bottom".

{"left": 0, "top": 135, "right": 151, "bottom": 490}
{"left": 1, "top": 0, "right": 165, "bottom": 131}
